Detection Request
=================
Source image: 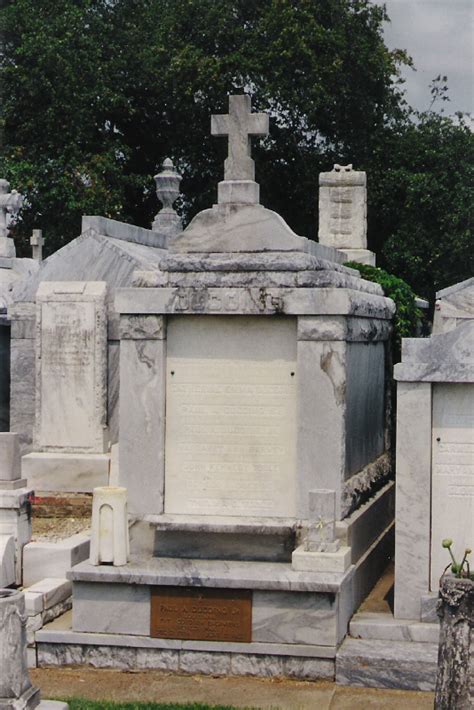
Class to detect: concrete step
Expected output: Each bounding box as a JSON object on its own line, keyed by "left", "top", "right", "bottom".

{"left": 336, "top": 637, "right": 438, "bottom": 691}
{"left": 350, "top": 610, "right": 439, "bottom": 643}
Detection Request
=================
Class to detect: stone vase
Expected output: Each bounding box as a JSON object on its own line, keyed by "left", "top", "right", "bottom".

{"left": 435, "top": 575, "right": 474, "bottom": 710}
{"left": 0, "top": 588, "right": 39, "bottom": 707}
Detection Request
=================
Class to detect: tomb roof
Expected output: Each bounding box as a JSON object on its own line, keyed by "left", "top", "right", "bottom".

{"left": 169, "top": 94, "right": 344, "bottom": 263}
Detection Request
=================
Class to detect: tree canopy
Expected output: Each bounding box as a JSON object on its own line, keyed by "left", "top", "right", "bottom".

{"left": 0, "top": 0, "right": 472, "bottom": 302}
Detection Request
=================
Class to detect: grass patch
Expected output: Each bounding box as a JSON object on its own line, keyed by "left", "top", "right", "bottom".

{"left": 66, "top": 700, "right": 254, "bottom": 710}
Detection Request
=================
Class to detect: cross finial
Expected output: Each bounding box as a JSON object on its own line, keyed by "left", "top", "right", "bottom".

{"left": 30, "top": 229, "right": 44, "bottom": 262}
{"left": 211, "top": 95, "right": 269, "bottom": 182}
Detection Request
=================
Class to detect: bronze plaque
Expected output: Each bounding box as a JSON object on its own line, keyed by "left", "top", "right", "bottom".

{"left": 150, "top": 587, "right": 252, "bottom": 642}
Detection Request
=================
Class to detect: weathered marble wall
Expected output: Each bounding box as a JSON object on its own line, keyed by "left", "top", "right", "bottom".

{"left": 345, "top": 342, "right": 385, "bottom": 478}
{"left": 0, "top": 323, "right": 10, "bottom": 431}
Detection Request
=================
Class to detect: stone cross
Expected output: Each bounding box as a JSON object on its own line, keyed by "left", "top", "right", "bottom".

{"left": 211, "top": 95, "right": 269, "bottom": 181}
{"left": 0, "top": 179, "right": 24, "bottom": 239}
{"left": 30, "top": 229, "right": 44, "bottom": 262}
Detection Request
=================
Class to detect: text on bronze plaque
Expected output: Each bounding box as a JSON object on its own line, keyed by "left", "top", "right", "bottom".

{"left": 150, "top": 587, "right": 252, "bottom": 642}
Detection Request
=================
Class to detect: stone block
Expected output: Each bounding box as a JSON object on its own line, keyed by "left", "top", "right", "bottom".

{"left": 179, "top": 651, "right": 231, "bottom": 675}
{"left": 292, "top": 545, "right": 351, "bottom": 573}
{"left": 42, "top": 597, "right": 72, "bottom": 625}
{"left": 24, "top": 590, "right": 44, "bottom": 615}
{"left": 336, "top": 637, "right": 437, "bottom": 691}
{"left": 26, "top": 611, "right": 43, "bottom": 645}
{"left": 231, "top": 652, "right": 285, "bottom": 677}
{"left": 338, "top": 248, "right": 375, "bottom": 266}
{"left": 135, "top": 648, "right": 179, "bottom": 671}
{"left": 22, "top": 452, "right": 110, "bottom": 493}
{"left": 283, "top": 656, "right": 334, "bottom": 680}
{"left": 72, "top": 582, "right": 150, "bottom": 635}
{"left": 217, "top": 180, "right": 259, "bottom": 205}
{"left": 118, "top": 336, "right": 165, "bottom": 517}
{"left": 27, "top": 646, "right": 37, "bottom": 668}
{"left": 350, "top": 612, "right": 439, "bottom": 644}
{"left": 252, "top": 590, "right": 337, "bottom": 646}
{"left": 394, "top": 382, "right": 432, "bottom": 620}
{"left": 0, "top": 489, "right": 33, "bottom": 584}
{"left": 26, "top": 579, "right": 71, "bottom": 611}
{"left": 0, "top": 534, "right": 15, "bottom": 587}
{"left": 23, "top": 533, "right": 90, "bottom": 587}
{"left": 82, "top": 645, "right": 137, "bottom": 670}
{"left": 0, "top": 433, "right": 21, "bottom": 480}
{"left": 0, "top": 478, "right": 28, "bottom": 489}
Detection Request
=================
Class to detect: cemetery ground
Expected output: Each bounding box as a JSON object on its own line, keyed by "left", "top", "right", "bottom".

{"left": 30, "top": 668, "right": 435, "bottom": 710}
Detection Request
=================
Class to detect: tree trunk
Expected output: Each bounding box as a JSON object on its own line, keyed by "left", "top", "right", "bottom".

{"left": 435, "top": 576, "right": 474, "bottom": 710}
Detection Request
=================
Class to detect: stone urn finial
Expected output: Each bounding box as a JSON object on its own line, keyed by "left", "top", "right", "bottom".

{"left": 152, "top": 158, "right": 183, "bottom": 242}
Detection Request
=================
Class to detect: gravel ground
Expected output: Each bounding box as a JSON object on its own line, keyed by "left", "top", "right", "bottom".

{"left": 31, "top": 517, "right": 90, "bottom": 542}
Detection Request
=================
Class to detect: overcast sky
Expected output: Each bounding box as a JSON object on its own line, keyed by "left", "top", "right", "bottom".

{"left": 381, "top": 0, "right": 473, "bottom": 117}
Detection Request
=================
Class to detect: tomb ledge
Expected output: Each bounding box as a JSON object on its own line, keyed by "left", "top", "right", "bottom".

{"left": 68, "top": 555, "right": 354, "bottom": 593}
{"left": 115, "top": 286, "right": 395, "bottom": 319}
{"left": 143, "top": 514, "right": 301, "bottom": 536}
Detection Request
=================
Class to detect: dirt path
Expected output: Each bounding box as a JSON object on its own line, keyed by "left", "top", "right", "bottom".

{"left": 31, "top": 667, "right": 435, "bottom": 710}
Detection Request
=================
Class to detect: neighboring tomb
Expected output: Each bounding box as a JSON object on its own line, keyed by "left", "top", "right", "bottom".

{"left": 7, "top": 160, "right": 181, "bottom": 483}
{"left": 394, "top": 278, "right": 474, "bottom": 621}
{"left": 318, "top": 164, "right": 375, "bottom": 266}
{"left": 37, "top": 96, "right": 396, "bottom": 681}
{"left": 0, "top": 180, "right": 39, "bottom": 432}
{"left": 22, "top": 282, "right": 110, "bottom": 491}
{"left": 0, "top": 433, "right": 32, "bottom": 586}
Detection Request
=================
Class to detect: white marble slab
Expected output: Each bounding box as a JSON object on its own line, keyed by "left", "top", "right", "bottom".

{"left": 431, "top": 383, "right": 474, "bottom": 586}
{"left": 35, "top": 282, "right": 108, "bottom": 453}
{"left": 164, "top": 316, "right": 297, "bottom": 517}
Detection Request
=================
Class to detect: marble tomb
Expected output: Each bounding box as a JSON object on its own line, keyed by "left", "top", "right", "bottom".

{"left": 35, "top": 95, "right": 396, "bottom": 681}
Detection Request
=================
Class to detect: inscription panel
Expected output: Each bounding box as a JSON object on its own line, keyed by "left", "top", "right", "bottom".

{"left": 36, "top": 282, "right": 108, "bottom": 452}
{"left": 151, "top": 587, "right": 252, "bottom": 642}
{"left": 164, "top": 316, "right": 297, "bottom": 517}
{"left": 431, "top": 383, "right": 474, "bottom": 588}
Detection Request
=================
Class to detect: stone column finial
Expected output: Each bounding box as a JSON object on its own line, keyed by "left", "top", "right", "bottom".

{"left": 0, "top": 179, "right": 24, "bottom": 258}
{"left": 318, "top": 164, "right": 375, "bottom": 266}
{"left": 152, "top": 158, "right": 183, "bottom": 242}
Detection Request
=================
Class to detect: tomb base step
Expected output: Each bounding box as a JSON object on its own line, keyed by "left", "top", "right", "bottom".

{"left": 36, "top": 620, "right": 335, "bottom": 681}
{"left": 336, "top": 637, "right": 438, "bottom": 691}
{"left": 350, "top": 610, "right": 439, "bottom": 644}
{"left": 143, "top": 514, "right": 300, "bottom": 563}
{"left": 68, "top": 554, "right": 353, "bottom": 592}
{"left": 22, "top": 453, "right": 110, "bottom": 493}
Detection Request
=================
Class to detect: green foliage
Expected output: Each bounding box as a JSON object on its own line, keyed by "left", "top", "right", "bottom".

{"left": 441, "top": 539, "right": 473, "bottom": 581}
{"left": 368, "top": 111, "right": 474, "bottom": 303}
{"left": 0, "top": 0, "right": 471, "bottom": 303}
{"left": 345, "top": 262, "right": 422, "bottom": 361}
{"left": 0, "top": 0, "right": 409, "bottom": 256}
